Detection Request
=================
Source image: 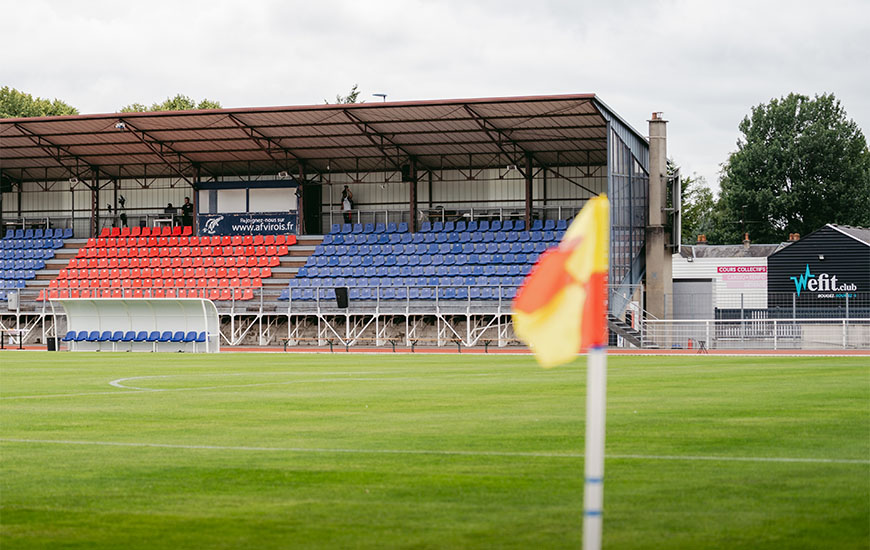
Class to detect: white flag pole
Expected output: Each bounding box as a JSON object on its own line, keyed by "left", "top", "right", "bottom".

{"left": 583, "top": 345, "right": 607, "bottom": 550}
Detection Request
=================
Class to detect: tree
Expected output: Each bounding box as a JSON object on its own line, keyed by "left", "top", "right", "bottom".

{"left": 717, "top": 93, "right": 870, "bottom": 243}
{"left": 325, "top": 84, "right": 361, "bottom": 104}
{"left": 0, "top": 86, "right": 78, "bottom": 118}
{"left": 119, "top": 94, "right": 222, "bottom": 112}
{"left": 680, "top": 174, "right": 717, "bottom": 244}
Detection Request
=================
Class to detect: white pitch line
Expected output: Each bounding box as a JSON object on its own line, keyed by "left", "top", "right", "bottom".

{"left": 0, "top": 370, "right": 498, "bottom": 400}
{"left": 0, "top": 438, "right": 866, "bottom": 465}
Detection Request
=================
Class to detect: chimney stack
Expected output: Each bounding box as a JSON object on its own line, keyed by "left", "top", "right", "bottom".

{"left": 788, "top": 233, "right": 800, "bottom": 241}
{"left": 696, "top": 234, "right": 707, "bottom": 244}
{"left": 743, "top": 232, "right": 751, "bottom": 250}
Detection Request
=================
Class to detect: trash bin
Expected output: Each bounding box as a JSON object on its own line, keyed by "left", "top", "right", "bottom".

{"left": 47, "top": 337, "right": 57, "bottom": 352}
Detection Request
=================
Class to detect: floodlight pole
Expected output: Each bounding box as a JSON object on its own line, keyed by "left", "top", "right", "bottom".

{"left": 583, "top": 346, "right": 607, "bottom": 550}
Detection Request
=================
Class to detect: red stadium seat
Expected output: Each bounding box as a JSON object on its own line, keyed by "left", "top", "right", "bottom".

{"left": 263, "top": 235, "right": 275, "bottom": 246}
{"left": 182, "top": 226, "right": 192, "bottom": 236}
{"left": 99, "top": 227, "right": 111, "bottom": 238}
{"left": 274, "top": 235, "right": 286, "bottom": 245}
{"left": 286, "top": 235, "right": 297, "bottom": 246}
{"left": 130, "top": 226, "right": 141, "bottom": 237}
{"left": 110, "top": 227, "right": 120, "bottom": 237}
{"left": 172, "top": 226, "right": 182, "bottom": 236}
{"left": 161, "top": 226, "right": 171, "bottom": 237}
{"left": 121, "top": 227, "right": 131, "bottom": 237}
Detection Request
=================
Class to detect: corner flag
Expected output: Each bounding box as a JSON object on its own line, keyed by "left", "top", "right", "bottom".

{"left": 512, "top": 195, "right": 609, "bottom": 367}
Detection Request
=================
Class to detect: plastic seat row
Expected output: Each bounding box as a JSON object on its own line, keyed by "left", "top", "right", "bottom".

{"left": 419, "top": 219, "right": 567, "bottom": 232}
{"left": 303, "top": 253, "right": 538, "bottom": 272}
{"left": 99, "top": 225, "right": 192, "bottom": 238}
{"left": 1, "top": 269, "right": 37, "bottom": 280}
{"left": 62, "top": 329, "right": 206, "bottom": 350}
{"left": 289, "top": 275, "right": 525, "bottom": 289}
{"left": 50, "top": 277, "right": 263, "bottom": 290}
{"left": 322, "top": 230, "right": 560, "bottom": 246}
{"left": 1, "top": 238, "right": 65, "bottom": 250}
{"left": 1, "top": 279, "right": 28, "bottom": 289}
{"left": 4, "top": 228, "right": 72, "bottom": 239}
{"left": 280, "top": 285, "right": 518, "bottom": 302}
{"left": 88, "top": 234, "right": 294, "bottom": 248}
{"left": 58, "top": 266, "right": 272, "bottom": 281}
{"left": 41, "top": 287, "right": 254, "bottom": 301}
{"left": 330, "top": 222, "right": 409, "bottom": 234}
{"left": 2, "top": 259, "right": 46, "bottom": 270}
{"left": 65, "top": 256, "right": 278, "bottom": 271}
{"left": 318, "top": 241, "right": 549, "bottom": 258}
{"left": 76, "top": 244, "right": 289, "bottom": 260}
{"left": 2, "top": 249, "right": 55, "bottom": 260}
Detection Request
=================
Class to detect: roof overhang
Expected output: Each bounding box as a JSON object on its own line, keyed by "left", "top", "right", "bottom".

{"left": 0, "top": 94, "right": 646, "bottom": 185}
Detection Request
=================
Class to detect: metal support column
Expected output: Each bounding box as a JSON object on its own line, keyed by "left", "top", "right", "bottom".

{"left": 409, "top": 159, "right": 418, "bottom": 232}
{"left": 90, "top": 168, "right": 100, "bottom": 237}
{"left": 524, "top": 153, "right": 533, "bottom": 229}
{"left": 297, "top": 163, "right": 305, "bottom": 235}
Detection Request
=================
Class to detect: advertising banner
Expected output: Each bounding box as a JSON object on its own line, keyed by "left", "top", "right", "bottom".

{"left": 197, "top": 212, "right": 297, "bottom": 236}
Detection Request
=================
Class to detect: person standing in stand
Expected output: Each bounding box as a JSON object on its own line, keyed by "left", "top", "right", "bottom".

{"left": 181, "top": 196, "right": 194, "bottom": 227}
{"left": 341, "top": 185, "right": 354, "bottom": 224}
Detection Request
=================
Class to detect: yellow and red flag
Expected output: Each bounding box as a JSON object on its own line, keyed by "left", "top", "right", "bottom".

{"left": 513, "top": 195, "right": 609, "bottom": 367}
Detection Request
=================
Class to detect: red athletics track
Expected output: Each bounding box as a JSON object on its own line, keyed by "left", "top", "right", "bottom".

{"left": 1, "top": 345, "right": 868, "bottom": 356}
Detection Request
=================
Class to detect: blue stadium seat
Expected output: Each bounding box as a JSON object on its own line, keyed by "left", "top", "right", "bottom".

{"left": 432, "top": 221, "right": 444, "bottom": 232}
{"left": 444, "top": 221, "right": 455, "bottom": 232}
{"left": 420, "top": 221, "right": 432, "bottom": 232}
{"left": 502, "top": 220, "right": 513, "bottom": 231}
{"left": 134, "top": 331, "right": 149, "bottom": 342}
{"left": 543, "top": 220, "right": 556, "bottom": 231}
{"left": 61, "top": 330, "right": 77, "bottom": 342}
{"left": 374, "top": 223, "right": 386, "bottom": 233}
{"left": 490, "top": 220, "right": 502, "bottom": 231}
{"left": 556, "top": 220, "right": 568, "bottom": 231}
{"left": 111, "top": 330, "right": 124, "bottom": 342}
{"left": 363, "top": 223, "right": 374, "bottom": 233}
{"left": 398, "top": 222, "right": 408, "bottom": 233}
{"left": 122, "top": 331, "right": 136, "bottom": 342}
{"left": 86, "top": 330, "right": 100, "bottom": 342}
{"left": 171, "top": 331, "right": 186, "bottom": 343}
{"left": 341, "top": 224, "right": 352, "bottom": 234}
{"left": 158, "top": 331, "right": 173, "bottom": 343}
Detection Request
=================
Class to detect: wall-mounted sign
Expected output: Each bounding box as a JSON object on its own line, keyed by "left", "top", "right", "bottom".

{"left": 717, "top": 265, "right": 767, "bottom": 289}
{"left": 198, "top": 212, "right": 297, "bottom": 236}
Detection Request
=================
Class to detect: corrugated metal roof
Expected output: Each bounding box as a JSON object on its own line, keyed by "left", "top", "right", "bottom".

{"left": 0, "top": 94, "right": 644, "bottom": 184}
{"left": 830, "top": 224, "right": 870, "bottom": 247}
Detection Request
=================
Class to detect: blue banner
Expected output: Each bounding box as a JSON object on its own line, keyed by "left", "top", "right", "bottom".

{"left": 197, "top": 212, "right": 297, "bottom": 236}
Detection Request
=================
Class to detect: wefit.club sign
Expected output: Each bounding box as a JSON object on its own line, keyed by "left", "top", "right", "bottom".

{"left": 789, "top": 264, "right": 858, "bottom": 299}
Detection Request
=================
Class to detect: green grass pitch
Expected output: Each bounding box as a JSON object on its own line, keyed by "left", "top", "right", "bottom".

{"left": 1, "top": 352, "right": 868, "bottom": 549}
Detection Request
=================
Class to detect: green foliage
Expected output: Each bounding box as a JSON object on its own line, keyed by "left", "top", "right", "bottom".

{"left": 1, "top": 353, "right": 868, "bottom": 549}
{"left": 325, "top": 84, "right": 362, "bottom": 104}
{"left": 0, "top": 86, "right": 78, "bottom": 118}
{"left": 717, "top": 93, "right": 870, "bottom": 243}
{"left": 680, "top": 174, "right": 717, "bottom": 244}
{"left": 119, "top": 94, "right": 222, "bottom": 113}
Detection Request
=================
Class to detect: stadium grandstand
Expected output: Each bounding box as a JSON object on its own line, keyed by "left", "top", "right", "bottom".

{"left": 1, "top": 94, "right": 673, "bottom": 349}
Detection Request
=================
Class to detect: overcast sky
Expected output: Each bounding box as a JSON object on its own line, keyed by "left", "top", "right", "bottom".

{"left": 4, "top": 0, "right": 868, "bottom": 192}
